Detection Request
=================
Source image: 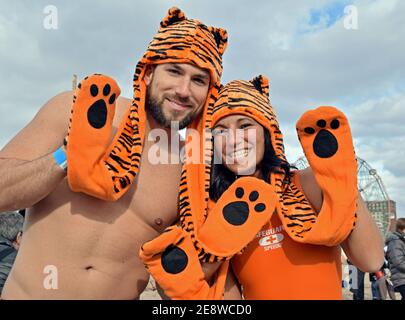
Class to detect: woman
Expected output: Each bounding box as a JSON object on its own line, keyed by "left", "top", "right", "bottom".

{"left": 385, "top": 218, "right": 405, "bottom": 300}
{"left": 208, "top": 75, "right": 384, "bottom": 299}
{"left": 139, "top": 75, "right": 383, "bottom": 300}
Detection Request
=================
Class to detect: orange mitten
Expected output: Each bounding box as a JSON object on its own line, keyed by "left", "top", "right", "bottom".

{"left": 198, "top": 176, "right": 278, "bottom": 258}
{"left": 295, "top": 106, "right": 357, "bottom": 245}
{"left": 139, "top": 226, "right": 229, "bottom": 300}
{"left": 66, "top": 74, "right": 122, "bottom": 199}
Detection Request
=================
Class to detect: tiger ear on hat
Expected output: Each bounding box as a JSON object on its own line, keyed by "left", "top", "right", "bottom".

{"left": 208, "top": 27, "right": 228, "bottom": 56}
{"left": 250, "top": 75, "right": 270, "bottom": 98}
{"left": 160, "top": 7, "right": 186, "bottom": 28}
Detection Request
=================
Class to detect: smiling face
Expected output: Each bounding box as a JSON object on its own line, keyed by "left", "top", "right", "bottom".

{"left": 212, "top": 114, "right": 265, "bottom": 176}
{"left": 143, "top": 62, "right": 210, "bottom": 129}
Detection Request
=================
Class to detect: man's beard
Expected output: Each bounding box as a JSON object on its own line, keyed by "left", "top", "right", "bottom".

{"left": 145, "top": 91, "right": 196, "bottom": 130}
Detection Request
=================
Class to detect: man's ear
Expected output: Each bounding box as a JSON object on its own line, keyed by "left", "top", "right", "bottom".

{"left": 144, "top": 65, "right": 156, "bottom": 86}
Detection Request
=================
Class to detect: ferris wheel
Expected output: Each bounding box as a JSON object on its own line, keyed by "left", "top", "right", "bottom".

{"left": 292, "top": 156, "right": 392, "bottom": 236}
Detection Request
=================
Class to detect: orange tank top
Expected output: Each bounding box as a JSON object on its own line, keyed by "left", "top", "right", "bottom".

{"left": 231, "top": 173, "right": 343, "bottom": 300}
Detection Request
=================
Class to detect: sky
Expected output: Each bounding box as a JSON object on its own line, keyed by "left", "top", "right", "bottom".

{"left": 0, "top": 0, "right": 404, "bottom": 218}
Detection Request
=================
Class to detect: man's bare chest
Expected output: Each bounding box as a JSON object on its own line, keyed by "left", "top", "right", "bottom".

{"left": 120, "top": 152, "right": 182, "bottom": 233}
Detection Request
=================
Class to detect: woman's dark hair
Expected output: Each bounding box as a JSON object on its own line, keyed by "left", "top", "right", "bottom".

{"left": 209, "top": 128, "right": 293, "bottom": 202}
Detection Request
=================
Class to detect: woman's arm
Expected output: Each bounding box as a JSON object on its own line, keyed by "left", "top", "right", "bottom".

{"left": 340, "top": 196, "right": 384, "bottom": 273}
{"left": 298, "top": 167, "right": 384, "bottom": 273}
{"left": 223, "top": 265, "right": 243, "bottom": 300}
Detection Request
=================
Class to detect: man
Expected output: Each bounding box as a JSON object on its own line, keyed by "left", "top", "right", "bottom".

{"left": 0, "top": 212, "right": 24, "bottom": 296}
{"left": 0, "top": 7, "right": 227, "bottom": 299}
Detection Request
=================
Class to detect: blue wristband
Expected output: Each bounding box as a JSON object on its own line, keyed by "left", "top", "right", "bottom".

{"left": 53, "top": 146, "right": 67, "bottom": 171}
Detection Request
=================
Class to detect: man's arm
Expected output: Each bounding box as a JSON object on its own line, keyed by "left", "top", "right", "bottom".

{"left": 0, "top": 91, "right": 73, "bottom": 212}
{"left": 298, "top": 167, "right": 384, "bottom": 273}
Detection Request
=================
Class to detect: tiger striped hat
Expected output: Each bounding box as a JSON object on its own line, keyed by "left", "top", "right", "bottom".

{"left": 134, "top": 6, "right": 228, "bottom": 131}
{"left": 105, "top": 7, "right": 227, "bottom": 199}
{"left": 211, "top": 75, "right": 286, "bottom": 162}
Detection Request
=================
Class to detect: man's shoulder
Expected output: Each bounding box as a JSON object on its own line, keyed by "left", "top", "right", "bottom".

{"left": 35, "top": 90, "right": 74, "bottom": 119}
{"left": 114, "top": 96, "right": 133, "bottom": 121}
{"left": 47, "top": 90, "right": 74, "bottom": 106}
{"left": 117, "top": 96, "right": 132, "bottom": 108}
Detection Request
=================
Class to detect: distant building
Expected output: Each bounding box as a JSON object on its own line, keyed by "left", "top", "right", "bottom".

{"left": 365, "top": 200, "right": 396, "bottom": 235}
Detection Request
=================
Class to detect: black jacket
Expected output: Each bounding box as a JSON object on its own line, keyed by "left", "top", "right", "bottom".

{"left": 385, "top": 231, "right": 405, "bottom": 288}
{"left": 0, "top": 237, "right": 17, "bottom": 295}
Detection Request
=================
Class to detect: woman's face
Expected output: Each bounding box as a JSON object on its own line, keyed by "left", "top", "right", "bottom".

{"left": 212, "top": 115, "right": 265, "bottom": 176}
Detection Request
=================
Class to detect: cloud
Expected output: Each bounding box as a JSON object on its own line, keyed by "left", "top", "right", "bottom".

{"left": 0, "top": 0, "right": 403, "bottom": 218}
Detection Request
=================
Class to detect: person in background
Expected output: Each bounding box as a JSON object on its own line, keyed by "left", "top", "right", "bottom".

{"left": 385, "top": 218, "right": 405, "bottom": 300}
{"left": 347, "top": 259, "right": 365, "bottom": 300}
{"left": 0, "top": 211, "right": 24, "bottom": 296}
